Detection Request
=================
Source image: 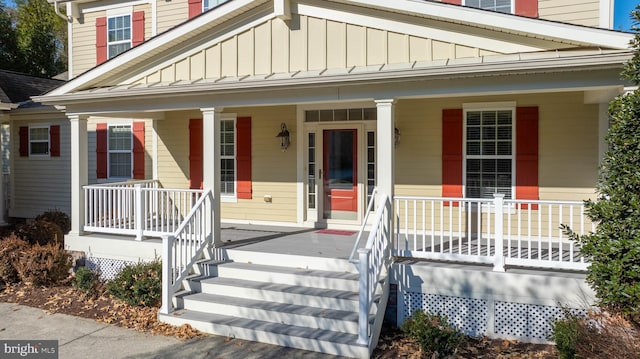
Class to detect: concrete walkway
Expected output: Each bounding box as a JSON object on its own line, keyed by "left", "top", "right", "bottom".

{"left": 0, "top": 302, "right": 342, "bottom": 359}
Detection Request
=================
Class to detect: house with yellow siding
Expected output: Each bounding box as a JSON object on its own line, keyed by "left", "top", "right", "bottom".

{"left": 34, "top": 0, "right": 635, "bottom": 357}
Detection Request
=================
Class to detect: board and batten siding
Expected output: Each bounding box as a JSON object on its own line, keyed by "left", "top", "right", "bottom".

{"left": 155, "top": 106, "right": 298, "bottom": 223}
{"left": 538, "top": 0, "right": 600, "bottom": 27}
{"left": 130, "top": 15, "right": 499, "bottom": 85}
{"left": 394, "top": 91, "right": 599, "bottom": 202}
{"left": 10, "top": 115, "right": 71, "bottom": 218}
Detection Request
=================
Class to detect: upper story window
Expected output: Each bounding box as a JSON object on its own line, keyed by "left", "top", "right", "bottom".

{"left": 203, "top": 0, "right": 228, "bottom": 12}
{"left": 107, "top": 14, "right": 131, "bottom": 59}
{"left": 465, "top": 109, "right": 514, "bottom": 199}
{"left": 464, "top": 0, "right": 511, "bottom": 14}
{"left": 29, "top": 127, "right": 50, "bottom": 156}
{"left": 108, "top": 124, "right": 132, "bottom": 178}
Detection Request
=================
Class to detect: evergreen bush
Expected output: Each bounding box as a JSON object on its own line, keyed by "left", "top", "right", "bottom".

{"left": 35, "top": 210, "right": 71, "bottom": 234}
{"left": 401, "top": 310, "right": 465, "bottom": 358}
{"left": 15, "top": 242, "right": 72, "bottom": 285}
{"left": 0, "top": 235, "right": 29, "bottom": 284}
{"left": 107, "top": 260, "right": 162, "bottom": 307}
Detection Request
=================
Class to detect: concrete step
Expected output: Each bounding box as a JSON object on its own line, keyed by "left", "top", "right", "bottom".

{"left": 226, "top": 249, "right": 358, "bottom": 273}
{"left": 181, "top": 292, "right": 363, "bottom": 334}
{"left": 199, "top": 276, "right": 360, "bottom": 312}
{"left": 158, "top": 310, "right": 369, "bottom": 358}
{"left": 217, "top": 262, "right": 360, "bottom": 291}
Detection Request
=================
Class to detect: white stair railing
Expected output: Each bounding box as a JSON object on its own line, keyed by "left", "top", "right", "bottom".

{"left": 349, "top": 187, "right": 378, "bottom": 263}
{"left": 160, "top": 189, "right": 213, "bottom": 315}
{"left": 357, "top": 193, "right": 392, "bottom": 346}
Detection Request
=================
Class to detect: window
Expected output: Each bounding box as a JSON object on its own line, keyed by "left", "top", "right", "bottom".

{"left": 107, "top": 14, "right": 131, "bottom": 59}
{"left": 108, "top": 125, "right": 132, "bottom": 178}
{"left": 307, "top": 133, "right": 316, "bottom": 209}
{"left": 220, "top": 119, "right": 235, "bottom": 195}
{"left": 203, "top": 0, "right": 228, "bottom": 12}
{"left": 29, "top": 127, "right": 49, "bottom": 156}
{"left": 465, "top": 109, "right": 514, "bottom": 199}
{"left": 464, "top": 0, "right": 511, "bottom": 13}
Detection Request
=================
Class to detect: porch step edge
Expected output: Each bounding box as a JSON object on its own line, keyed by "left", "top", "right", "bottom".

{"left": 158, "top": 310, "right": 369, "bottom": 358}
{"left": 225, "top": 249, "right": 358, "bottom": 273}
{"left": 181, "top": 292, "right": 364, "bottom": 333}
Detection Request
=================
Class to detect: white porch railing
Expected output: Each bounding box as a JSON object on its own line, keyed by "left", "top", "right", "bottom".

{"left": 394, "top": 195, "right": 594, "bottom": 271}
{"left": 84, "top": 180, "right": 204, "bottom": 240}
{"left": 357, "top": 193, "right": 392, "bottom": 346}
{"left": 160, "top": 189, "right": 214, "bottom": 315}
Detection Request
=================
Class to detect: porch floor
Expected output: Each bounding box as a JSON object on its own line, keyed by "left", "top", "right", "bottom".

{"left": 219, "top": 223, "right": 366, "bottom": 260}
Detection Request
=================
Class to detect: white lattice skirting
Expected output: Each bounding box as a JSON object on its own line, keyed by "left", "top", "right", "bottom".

{"left": 86, "top": 257, "right": 135, "bottom": 280}
{"left": 401, "top": 291, "right": 586, "bottom": 341}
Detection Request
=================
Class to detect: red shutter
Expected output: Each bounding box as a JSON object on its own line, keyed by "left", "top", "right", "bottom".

{"left": 19, "top": 126, "right": 28, "bottom": 157}
{"left": 442, "top": 109, "right": 463, "bottom": 206}
{"left": 188, "top": 0, "right": 203, "bottom": 19}
{"left": 96, "top": 17, "right": 107, "bottom": 64}
{"left": 132, "top": 122, "right": 145, "bottom": 179}
{"left": 441, "top": 0, "right": 462, "bottom": 4}
{"left": 50, "top": 125, "right": 60, "bottom": 157}
{"left": 189, "top": 119, "right": 203, "bottom": 189}
{"left": 236, "top": 117, "right": 252, "bottom": 199}
{"left": 516, "top": 106, "right": 539, "bottom": 209}
{"left": 96, "top": 123, "right": 108, "bottom": 179}
{"left": 515, "top": 0, "right": 538, "bottom": 17}
{"left": 132, "top": 11, "right": 145, "bottom": 47}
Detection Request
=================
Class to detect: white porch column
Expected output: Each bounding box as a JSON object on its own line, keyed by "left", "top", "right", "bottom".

{"left": 375, "top": 99, "right": 395, "bottom": 200}
{"left": 202, "top": 107, "right": 222, "bottom": 246}
{"left": 69, "top": 114, "right": 88, "bottom": 236}
{"left": 0, "top": 117, "right": 7, "bottom": 225}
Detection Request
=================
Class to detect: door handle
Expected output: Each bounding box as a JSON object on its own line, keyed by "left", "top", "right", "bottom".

{"left": 319, "top": 168, "right": 322, "bottom": 179}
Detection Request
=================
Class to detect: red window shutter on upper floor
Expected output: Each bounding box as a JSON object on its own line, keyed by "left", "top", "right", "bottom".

{"left": 96, "top": 123, "right": 108, "bottom": 178}
{"left": 189, "top": 119, "right": 203, "bottom": 190}
{"left": 132, "top": 11, "right": 145, "bottom": 47}
{"left": 442, "top": 109, "right": 463, "bottom": 206}
{"left": 516, "top": 106, "right": 539, "bottom": 208}
{"left": 132, "top": 122, "right": 145, "bottom": 179}
{"left": 19, "top": 126, "right": 28, "bottom": 157}
{"left": 515, "top": 0, "right": 538, "bottom": 17}
{"left": 236, "top": 117, "right": 252, "bottom": 199}
{"left": 96, "top": 17, "right": 107, "bottom": 65}
{"left": 441, "top": 0, "right": 462, "bottom": 4}
{"left": 50, "top": 125, "right": 60, "bottom": 157}
{"left": 188, "top": 0, "right": 203, "bottom": 19}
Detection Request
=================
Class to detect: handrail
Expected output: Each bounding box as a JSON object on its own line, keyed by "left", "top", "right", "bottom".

{"left": 160, "top": 189, "right": 213, "bottom": 315}
{"left": 85, "top": 179, "right": 159, "bottom": 188}
{"left": 349, "top": 187, "right": 378, "bottom": 263}
{"left": 357, "top": 193, "right": 391, "bottom": 346}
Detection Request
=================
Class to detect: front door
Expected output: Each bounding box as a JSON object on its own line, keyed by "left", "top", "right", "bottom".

{"left": 323, "top": 129, "right": 357, "bottom": 219}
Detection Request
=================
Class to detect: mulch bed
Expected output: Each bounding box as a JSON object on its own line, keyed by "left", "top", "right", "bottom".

{"left": 0, "top": 283, "right": 558, "bottom": 357}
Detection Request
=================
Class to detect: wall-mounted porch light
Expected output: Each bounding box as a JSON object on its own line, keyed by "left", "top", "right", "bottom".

{"left": 395, "top": 127, "right": 400, "bottom": 147}
{"left": 276, "top": 123, "right": 290, "bottom": 151}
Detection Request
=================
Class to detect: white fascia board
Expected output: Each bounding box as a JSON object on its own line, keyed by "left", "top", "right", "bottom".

{"left": 82, "top": 1, "right": 147, "bottom": 14}
{"left": 339, "top": 0, "right": 634, "bottom": 49}
{"left": 45, "top": 0, "right": 262, "bottom": 97}
{"left": 0, "top": 103, "right": 14, "bottom": 111}
{"left": 297, "top": 2, "right": 541, "bottom": 53}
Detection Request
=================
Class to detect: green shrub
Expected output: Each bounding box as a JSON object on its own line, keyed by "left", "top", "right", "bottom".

{"left": 73, "top": 266, "right": 98, "bottom": 293}
{"left": 550, "top": 313, "right": 580, "bottom": 359}
{"left": 401, "top": 310, "right": 465, "bottom": 358}
{"left": 15, "top": 242, "right": 72, "bottom": 286}
{"left": 15, "top": 220, "right": 63, "bottom": 246}
{"left": 0, "top": 235, "right": 29, "bottom": 284}
{"left": 35, "top": 210, "right": 71, "bottom": 234}
{"left": 107, "top": 260, "right": 162, "bottom": 307}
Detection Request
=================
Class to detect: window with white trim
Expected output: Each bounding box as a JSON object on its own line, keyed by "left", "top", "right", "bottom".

{"left": 203, "top": 0, "right": 228, "bottom": 12}
{"left": 29, "top": 126, "right": 49, "bottom": 156}
{"left": 220, "top": 118, "right": 235, "bottom": 195}
{"left": 465, "top": 109, "right": 514, "bottom": 199}
{"left": 107, "top": 14, "right": 131, "bottom": 59}
{"left": 108, "top": 124, "right": 132, "bottom": 178}
{"left": 464, "top": 0, "right": 511, "bottom": 14}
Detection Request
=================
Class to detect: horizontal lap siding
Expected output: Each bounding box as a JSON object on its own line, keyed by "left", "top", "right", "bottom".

{"left": 11, "top": 117, "right": 71, "bottom": 218}
{"left": 72, "top": 10, "right": 100, "bottom": 78}
{"left": 394, "top": 92, "right": 598, "bottom": 203}
{"left": 156, "top": 111, "right": 194, "bottom": 189}
{"left": 157, "top": 0, "right": 189, "bottom": 34}
{"left": 538, "top": 0, "right": 600, "bottom": 27}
